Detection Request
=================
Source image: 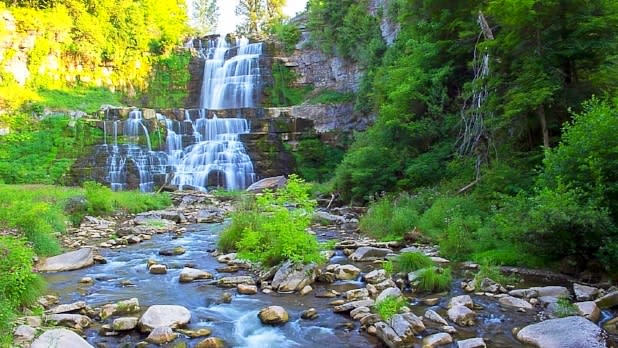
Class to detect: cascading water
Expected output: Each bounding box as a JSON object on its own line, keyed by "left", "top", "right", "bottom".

{"left": 99, "top": 36, "right": 258, "bottom": 192}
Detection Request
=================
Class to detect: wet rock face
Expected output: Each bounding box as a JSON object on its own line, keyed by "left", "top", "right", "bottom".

{"left": 258, "top": 306, "right": 289, "bottom": 325}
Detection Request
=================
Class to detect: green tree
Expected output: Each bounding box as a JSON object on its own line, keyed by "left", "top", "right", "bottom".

{"left": 191, "top": 0, "right": 219, "bottom": 35}
{"left": 236, "top": 0, "right": 285, "bottom": 38}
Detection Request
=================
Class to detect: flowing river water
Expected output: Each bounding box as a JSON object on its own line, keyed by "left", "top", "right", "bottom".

{"left": 43, "top": 220, "right": 616, "bottom": 347}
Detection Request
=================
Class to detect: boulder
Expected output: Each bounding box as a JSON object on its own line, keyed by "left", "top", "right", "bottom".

{"left": 138, "top": 305, "right": 191, "bottom": 332}
{"left": 246, "top": 176, "right": 287, "bottom": 193}
{"left": 364, "top": 269, "right": 388, "bottom": 284}
{"left": 345, "top": 288, "right": 370, "bottom": 301}
{"left": 258, "top": 306, "right": 289, "bottom": 325}
{"left": 217, "top": 276, "right": 255, "bottom": 287}
{"left": 333, "top": 299, "right": 375, "bottom": 313}
{"left": 509, "top": 288, "right": 539, "bottom": 298}
{"left": 349, "top": 247, "right": 393, "bottom": 262}
{"left": 516, "top": 316, "right": 607, "bottom": 348}
{"left": 47, "top": 301, "right": 87, "bottom": 314}
{"left": 447, "top": 305, "right": 476, "bottom": 326}
{"left": 457, "top": 337, "right": 486, "bottom": 348}
{"left": 376, "top": 287, "right": 403, "bottom": 304}
{"left": 299, "top": 285, "right": 313, "bottom": 296}
{"left": 179, "top": 267, "right": 213, "bottom": 282}
{"left": 99, "top": 298, "right": 140, "bottom": 320}
{"left": 31, "top": 329, "right": 93, "bottom": 348}
{"left": 197, "top": 208, "right": 224, "bottom": 223}
{"left": 531, "top": 286, "right": 569, "bottom": 298}
{"left": 196, "top": 337, "right": 226, "bottom": 348}
{"left": 159, "top": 246, "right": 186, "bottom": 256}
{"left": 448, "top": 295, "right": 473, "bottom": 309}
{"left": 499, "top": 296, "right": 533, "bottom": 310}
{"left": 573, "top": 283, "right": 599, "bottom": 301}
{"left": 237, "top": 284, "right": 258, "bottom": 295}
{"left": 595, "top": 290, "right": 618, "bottom": 309}
{"left": 149, "top": 264, "right": 167, "bottom": 274}
{"left": 389, "top": 313, "right": 425, "bottom": 337}
{"left": 146, "top": 326, "right": 177, "bottom": 345}
{"left": 375, "top": 321, "right": 404, "bottom": 348}
{"left": 38, "top": 248, "right": 94, "bottom": 272}
{"left": 479, "top": 278, "right": 502, "bottom": 293}
{"left": 574, "top": 301, "right": 601, "bottom": 322}
{"left": 604, "top": 317, "right": 618, "bottom": 335}
{"left": 301, "top": 308, "right": 319, "bottom": 320}
{"left": 46, "top": 314, "right": 91, "bottom": 329}
{"left": 313, "top": 210, "right": 346, "bottom": 224}
{"left": 271, "top": 261, "right": 316, "bottom": 292}
{"left": 424, "top": 309, "right": 448, "bottom": 326}
{"left": 335, "top": 264, "right": 361, "bottom": 280}
{"left": 13, "top": 325, "right": 36, "bottom": 345}
{"left": 112, "top": 317, "right": 138, "bottom": 331}
{"left": 422, "top": 333, "right": 453, "bottom": 348}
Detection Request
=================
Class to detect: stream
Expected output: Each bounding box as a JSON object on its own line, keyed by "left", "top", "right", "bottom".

{"left": 43, "top": 221, "right": 616, "bottom": 347}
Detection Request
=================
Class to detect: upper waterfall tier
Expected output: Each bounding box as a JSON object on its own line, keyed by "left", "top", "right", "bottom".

{"left": 199, "top": 37, "right": 263, "bottom": 110}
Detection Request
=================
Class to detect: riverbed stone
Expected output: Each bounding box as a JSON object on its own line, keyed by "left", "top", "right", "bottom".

{"left": 179, "top": 267, "right": 213, "bottom": 282}
{"left": 422, "top": 332, "right": 452, "bottom": 348}
{"left": 345, "top": 288, "right": 370, "bottom": 301}
{"left": 574, "top": 301, "right": 601, "bottom": 322}
{"left": 374, "top": 321, "right": 404, "bottom": 348}
{"left": 196, "top": 337, "right": 226, "bottom": 348}
{"left": 603, "top": 317, "right": 618, "bottom": 335}
{"left": 447, "top": 305, "right": 476, "bottom": 326}
{"left": 509, "top": 288, "right": 539, "bottom": 298}
{"left": 389, "top": 313, "right": 425, "bottom": 337}
{"left": 146, "top": 326, "right": 177, "bottom": 345}
{"left": 217, "top": 276, "right": 255, "bottom": 287}
{"left": 573, "top": 283, "right": 599, "bottom": 301}
{"left": 159, "top": 246, "right": 186, "bottom": 256}
{"left": 516, "top": 316, "right": 607, "bottom": 348}
{"left": 197, "top": 208, "right": 224, "bottom": 223}
{"left": 333, "top": 299, "right": 374, "bottom": 313}
{"left": 499, "top": 295, "right": 533, "bottom": 310}
{"left": 47, "top": 300, "right": 87, "bottom": 314}
{"left": 149, "top": 264, "right": 168, "bottom": 274}
{"left": 376, "top": 287, "right": 403, "bottom": 304}
{"left": 38, "top": 247, "right": 94, "bottom": 272}
{"left": 364, "top": 269, "right": 388, "bottom": 284}
{"left": 258, "top": 306, "right": 289, "bottom": 325}
{"left": 176, "top": 328, "right": 212, "bottom": 338}
{"left": 349, "top": 247, "right": 393, "bottom": 262}
{"left": 271, "top": 261, "right": 316, "bottom": 292}
{"left": 138, "top": 305, "right": 191, "bottom": 332}
{"left": 237, "top": 284, "right": 258, "bottom": 295}
{"left": 424, "top": 309, "right": 448, "bottom": 326}
{"left": 13, "top": 324, "right": 36, "bottom": 344}
{"left": 479, "top": 278, "right": 502, "bottom": 293}
{"left": 111, "top": 317, "right": 138, "bottom": 331}
{"left": 46, "top": 314, "right": 92, "bottom": 329}
{"left": 335, "top": 264, "right": 361, "bottom": 280}
{"left": 31, "top": 329, "right": 93, "bottom": 348}
{"left": 531, "top": 286, "right": 569, "bottom": 298}
{"left": 315, "top": 289, "right": 338, "bottom": 298}
{"left": 216, "top": 253, "right": 237, "bottom": 263}
{"left": 448, "top": 295, "right": 473, "bottom": 309}
{"left": 457, "top": 337, "right": 486, "bottom": 348}
{"left": 301, "top": 308, "right": 319, "bottom": 320}
{"left": 595, "top": 290, "right": 618, "bottom": 309}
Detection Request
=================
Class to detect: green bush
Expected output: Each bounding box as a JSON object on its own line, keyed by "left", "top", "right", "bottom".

{"left": 308, "top": 89, "right": 355, "bottom": 105}
{"left": 112, "top": 191, "right": 172, "bottom": 214}
{"left": 413, "top": 267, "right": 452, "bottom": 292}
{"left": 218, "top": 175, "right": 323, "bottom": 266}
{"left": 554, "top": 298, "right": 579, "bottom": 318}
{"left": 359, "top": 194, "right": 421, "bottom": 241}
{"left": 271, "top": 21, "right": 301, "bottom": 54}
{"left": 292, "top": 138, "right": 344, "bottom": 183}
{"left": 0, "top": 237, "right": 46, "bottom": 336}
{"left": 393, "top": 252, "right": 433, "bottom": 273}
{"left": 84, "top": 181, "right": 114, "bottom": 215}
{"left": 265, "top": 63, "right": 312, "bottom": 107}
{"left": 374, "top": 296, "right": 407, "bottom": 320}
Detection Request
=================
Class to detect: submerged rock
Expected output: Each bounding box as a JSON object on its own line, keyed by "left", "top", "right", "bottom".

{"left": 457, "top": 337, "right": 486, "bottom": 348}
{"left": 38, "top": 248, "right": 94, "bottom": 272}
{"left": 516, "top": 316, "right": 607, "bottom": 348}
{"left": 31, "top": 329, "right": 93, "bottom": 348}
{"left": 179, "top": 267, "right": 213, "bottom": 282}
{"left": 422, "top": 332, "right": 452, "bottom": 348}
{"left": 301, "top": 308, "right": 319, "bottom": 320}
{"left": 146, "top": 326, "right": 177, "bottom": 345}
{"left": 258, "top": 306, "right": 289, "bottom": 325}
{"left": 138, "top": 305, "right": 191, "bottom": 332}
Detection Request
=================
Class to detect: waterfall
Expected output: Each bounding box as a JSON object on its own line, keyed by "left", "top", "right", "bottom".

{"left": 99, "top": 36, "right": 258, "bottom": 192}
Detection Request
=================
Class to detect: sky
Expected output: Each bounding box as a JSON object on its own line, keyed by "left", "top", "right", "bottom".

{"left": 217, "top": 0, "right": 308, "bottom": 34}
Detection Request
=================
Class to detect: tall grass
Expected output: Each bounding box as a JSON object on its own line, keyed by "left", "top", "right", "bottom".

{"left": 394, "top": 252, "right": 433, "bottom": 273}
{"left": 414, "top": 267, "right": 452, "bottom": 292}
{"left": 359, "top": 194, "right": 421, "bottom": 240}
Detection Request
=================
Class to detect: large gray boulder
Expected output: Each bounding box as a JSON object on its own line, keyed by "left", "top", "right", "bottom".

{"left": 138, "top": 305, "right": 191, "bottom": 332}
{"left": 573, "top": 283, "right": 599, "bottom": 301}
{"left": 447, "top": 305, "right": 476, "bottom": 326}
{"left": 271, "top": 261, "right": 316, "bottom": 292}
{"left": 499, "top": 295, "right": 533, "bottom": 310}
{"left": 349, "top": 246, "right": 393, "bottom": 261}
{"left": 31, "top": 329, "right": 93, "bottom": 348}
{"left": 38, "top": 248, "right": 94, "bottom": 272}
{"left": 516, "top": 316, "right": 608, "bottom": 348}
{"left": 246, "top": 176, "right": 287, "bottom": 193}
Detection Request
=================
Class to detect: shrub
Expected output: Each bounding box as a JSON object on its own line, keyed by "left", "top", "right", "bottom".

{"left": 218, "top": 175, "right": 323, "bottom": 266}
{"left": 292, "top": 138, "right": 344, "bottom": 183}
{"left": 473, "top": 261, "right": 519, "bottom": 288}
{"left": 359, "top": 194, "right": 421, "bottom": 240}
{"left": 374, "top": 296, "right": 407, "bottom": 320}
{"left": 84, "top": 181, "right": 113, "bottom": 215}
{"left": 554, "top": 298, "right": 578, "bottom": 318}
{"left": 112, "top": 191, "right": 172, "bottom": 214}
{"left": 413, "top": 267, "right": 452, "bottom": 292}
{"left": 0, "top": 237, "right": 46, "bottom": 336}
{"left": 394, "top": 252, "right": 433, "bottom": 273}
{"left": 271, "top": 21, "right": 301, "bottom": 54}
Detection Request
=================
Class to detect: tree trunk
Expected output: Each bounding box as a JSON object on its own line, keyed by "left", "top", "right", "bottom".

{"left": 538, "top": 105, "right": 549, "bottom": 148}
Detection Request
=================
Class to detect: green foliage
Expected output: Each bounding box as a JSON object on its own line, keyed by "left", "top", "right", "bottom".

{"left": 84, "top": 181, "right": 113, "bottom": 215}
{"left": 265, "top": 63, "right": 312, "bottom": 106}
{"left": 374, "top": 296, "right": 407, "bottom": 321}
{"left": 382, "top": 260, "right": 394, "bottom": 276}
{"left": 414, "top": 266, "right": 452, "bottom": 292}
{"left": 554, "top": 298, "right": 578, "bottom": 318}
{"left": 0, "top": 237, "right": 46, "bottom": 336}
{"left": 0, "top": 115, "right": 101, "bottom": 185}
{"left": 393, "top": 252, "right": 433, "bottom": 273}
{"left": 218, "top": 175, "right": 322, "bottom": 266}
{"left": 307, "top": 89, "right": 355, "bottom": 105}
{"left": 473, "top": 261, "right": 519, "bottom": 288}
{"left": 138, "top": 51, "right": 192, "bottom": 108}
{"left": 271, "top": 20, "right": 300, "bottom": 54}
{"left": 359, "top": 194, "right": 421, "bottom": 241}
{"left": 37, "top": 86, "right": 122, "bottom": 113}
{"left": 112, "top": 190, "right": 172, "bottom": 214}
{"left": 292, "top": 138, "right": 344, "bottom": 183}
